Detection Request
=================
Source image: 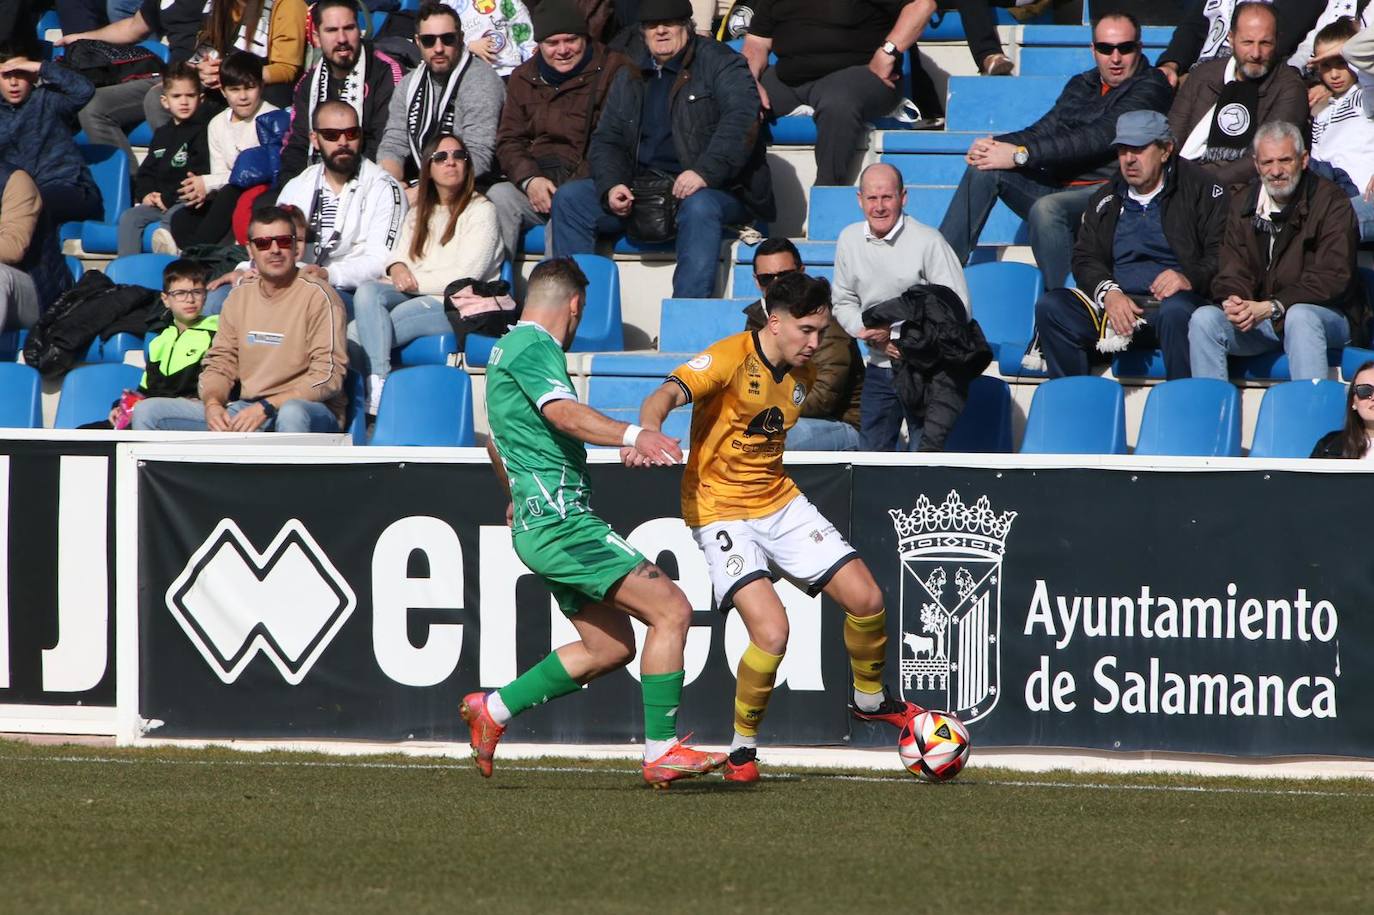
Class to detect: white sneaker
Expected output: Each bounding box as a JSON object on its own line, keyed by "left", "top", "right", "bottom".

{"left": 366, "top": 374, "right": 385, "bottom": 416}
{"left": 150, "top": 228, "right": 179, "bottom": 254}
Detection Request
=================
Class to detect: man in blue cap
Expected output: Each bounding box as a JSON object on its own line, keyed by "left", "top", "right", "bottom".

{"left": 1025, "top": 109, "right": 1229, "bottom": 380}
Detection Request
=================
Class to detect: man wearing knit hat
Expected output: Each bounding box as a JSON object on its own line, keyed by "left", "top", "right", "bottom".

{"left": 487, "top": 0, "right": 633, "bottom": 259}
{"left": 549, "top": 0, "right": 774, "bottom": 298}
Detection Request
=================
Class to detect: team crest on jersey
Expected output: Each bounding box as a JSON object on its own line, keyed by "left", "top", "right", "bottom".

{"left": 891, "top": 490, "right": 1017, "bottom": 725}
{"left": 525, "top": 497, "right": 543, "bottom": 517}
{"left": 688, "top": 353, "right": 712, "bottom": 371}
{"left": 1217, "top": 103, "right": 1251, "bottom": 137}
{"left": 791, "top": 382, "right": 805, "bottom": 406}
{"left": 743, "top": 406, "right": 785, "bottom": 438}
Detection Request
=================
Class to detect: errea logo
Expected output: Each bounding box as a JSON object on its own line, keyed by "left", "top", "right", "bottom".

{"left": 165, "top": 519, "right": 356, "bottom": 685}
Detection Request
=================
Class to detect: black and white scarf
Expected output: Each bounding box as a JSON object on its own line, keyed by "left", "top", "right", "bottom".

{"left": 1181, "top": 58, "right": 1260, "bottom": 164}
{"left": 404, "top": 53, "right": 470, "bottom": 170}
{"left": 305, "top": 52, "right": 368, "bottom": 165}
{"left": 233, "top": 0, "right": 275, "bottom": 59}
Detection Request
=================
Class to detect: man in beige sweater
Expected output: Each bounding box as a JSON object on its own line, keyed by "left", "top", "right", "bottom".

{"left": 132, "top": 205, "right": 349, "bottom": 433}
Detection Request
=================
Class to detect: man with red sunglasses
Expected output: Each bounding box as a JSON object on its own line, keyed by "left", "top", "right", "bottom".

{"left": 134, "top": 204, "right": 349, "bottom": 434}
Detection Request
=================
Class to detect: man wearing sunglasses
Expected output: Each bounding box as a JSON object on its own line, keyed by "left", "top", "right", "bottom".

{"left": 135, "top": 205, "right": 349, "bottom": 434}
{"left": 1168, "top": 2, "right": 1307, "bottom": 190}
{"left": 938, "top": 12, "right": 1171, "bottom": 291}
{"left": 277, "top": 100, "right": 408, "bottom": 302}
{"left": 378, "top": 0, "right": 505, "bottom": 199}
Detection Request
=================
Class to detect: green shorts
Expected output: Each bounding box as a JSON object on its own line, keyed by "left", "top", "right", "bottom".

{"left": 513, "top": 511, "right": 647, "bottom": 617}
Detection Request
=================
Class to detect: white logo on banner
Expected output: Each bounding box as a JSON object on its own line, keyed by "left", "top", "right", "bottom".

{"left": 891, "top": 490, "right": 1017, "bottom": 724}
{"left": 165, "top": 519, "right": 356, "bottom": 685}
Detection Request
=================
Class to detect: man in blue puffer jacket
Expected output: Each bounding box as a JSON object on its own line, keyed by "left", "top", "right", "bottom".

{"left": 938, "top": 11, "right": 1172, "bottom": 290}
{"left": 0, "top": 44, "right": 104, "bottom": 227}
{"left": 550, "top": 0, "right": 772, "bottom": 299}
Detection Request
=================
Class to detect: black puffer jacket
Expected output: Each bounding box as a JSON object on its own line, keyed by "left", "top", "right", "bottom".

{"left": 24, "top": 271, "right": 162, "bottom": 377}
{"left": 864, "top": 284, "right": 993, "bottom": 452}
{"left": 588, "top": 35, "right": 774, "bottom": 220}
{"left": 996, "top": 56, "right": 1172, "bottom": 183}
{"left": 1073, "top": 158, "right": 1230, "bottom": 303}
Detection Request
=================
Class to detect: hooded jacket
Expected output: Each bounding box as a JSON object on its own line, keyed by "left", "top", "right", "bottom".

{"left": 0, "top": 62, "right": 99, "bottom": 205}
{"left": 142, "top": 314, "right": 220, "bottom": 398}
{"left": 588, "top": 35, "right": 774, "bottom": 220}
{"left": 1073, "top": 159, "right": 1231, "bottom": 305}
{"left": 133, "top": 114, "right": 213, "bottom": 206}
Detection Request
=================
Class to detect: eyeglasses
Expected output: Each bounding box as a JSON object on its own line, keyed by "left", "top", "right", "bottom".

{"left": 417, "top": 32, "right": 459, "bottom": 48}
{"left": 755, "top": 268, "right": 799, "bottom": 287}
{"left": 165, "top": 288, "right": 208, "bottom": 301}
{"left": 429, "top": 148, "right": 470, "bottom": 164}
{"left": 249, "top": 234, "right": 296, "bottom": 251}
{"left": 316, "top": 126, "right": 361, "bottom": 142}
{"left": 1093, "top": 40, "right": 1140, "bottom": 56}
{"left": 1354, "top": 384, "right": 1374, "bottom": 401}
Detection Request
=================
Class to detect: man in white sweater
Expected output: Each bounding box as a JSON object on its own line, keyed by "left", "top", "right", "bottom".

{"left": 277, "top": 101, "right": 408, "bottom": 306}
{"left": 831, "top": 162, "right": 970, "bottom": 451}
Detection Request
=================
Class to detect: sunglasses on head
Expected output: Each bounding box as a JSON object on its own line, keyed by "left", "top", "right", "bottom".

{"left": 755, "top": 268, "right": 799, "bottom": 287}
{"left": 316, "top": 126, "right": 361, "bottom": 142}
{"left": 1354, "top": 384, "right": 1374, "bottom": 401}
{"left": 249, "top": 234, "right": 296, "bottom": 251}
{"left": 417, "top": 32, "right": 459, "bottom": 48}
{"left": 1093, "top": 40, "right": 1140, "bottom": 55}
{"left": 429, "top": 148, "right": 470, "bottom": 163}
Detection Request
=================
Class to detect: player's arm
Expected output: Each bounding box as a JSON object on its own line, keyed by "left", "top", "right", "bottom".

{"left": 639, "top": 381, "right": 688, "bottom": 431}
{"left": 542, "top": 399, "right": 683, "bottom": 464}
{"left": 485, "top": 439, "right": 514, "bottom": 526}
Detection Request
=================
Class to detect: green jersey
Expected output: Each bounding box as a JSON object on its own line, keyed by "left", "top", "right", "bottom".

{"left": 486, "top": 322, "right": 593, "bottom": 532}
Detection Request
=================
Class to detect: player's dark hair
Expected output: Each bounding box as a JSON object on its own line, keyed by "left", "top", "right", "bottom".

{"left": 1230, "top": 0, "right": 1276, "bottom": 31}
{"left": 1315, "top": 16, "right": 1360, "bottom": 49}
{"left": 161, "top": 61, "right": 202, "bottom": 93}
{"left": 163, "top": 258, "right": 211, "bottom": 291}
{"left": 1091, "top": 11, "right": 1140, "bottom": 42}
{"left": 765, "top": 272, "right": 831, "bottom": 319}
{"left": 311, "top": 0, "right": 360, "bottom": 29}
{"left": 220, "top": 50, "right": 264, "bottom": 88}
{"left": 527, "top": 257, "right": 589, "bottom": 308}
{"left": 249, "top": 205, "right": 299, "bottom": 236}
{"left": 753, "top": 237, "right": 801, "bottom": 271}
{"left": 417, "top": 0, "right": 461, "bottom": 31}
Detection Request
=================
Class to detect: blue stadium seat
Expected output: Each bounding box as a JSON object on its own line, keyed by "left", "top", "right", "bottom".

{"left": 878, "top": 131, "right": 985, "bottom": 155}
{"left": 369, "top": 365, "right": 475, "bottom": 447}
{"left": 731, "top": 263, "right": 833, "bottom": 299}
{"left": 138, "top": 40, "right": 170, "bottom": 62}
{"left": 1019, "top": 24, "right": 1174, "bottom": 46}
{"left": 735, "top": 241, "right": 836, "bottom": 266}
{"left": 965, "top": 261, "right": 1042, "bottom": 375}
{"left": 944, "top": 375, "right": 1013, "bottom": 452}
{"left": 66, "top": 256, "right": 84, "bottom": 280}
{"left": 1020, "top": 376, "right": 1126, "bottom": 454}
{"left": 945, "top": 76, "right": 1061, "bottom": 134}
{"left": 806, "top": 185, "right": 1024, "bottom": 245}
{"left": 395, "top": 333, "right": 458, "bottom": 366}
{"left": 54, "top": 363, "right": 143, "bottom": 429}
{"left": 1118, "top": 346, "right": 1344, "bottom": 381}
{"left": 97, "top": 333, "right": 145, "bottom": 364}
{"left": 1341, "top": 346, "right": 1374, "bottom": 380}
{"left": 1248, "top": 380, "right": 1348, "bottom": 459}
{"left": 62, "top": 145, "right": 129, "bottom": 249}
{"left": 880, "top": 153, "right": 970, "bottom": 187}
{"left": 586, "top": 375, "right": 665, "bottom": 411}
{"left": 599, "top": 405, "right": 692, "bottom": 443}
{"left": 105, "top": 253, "right": 176, "bottom": 290}
{"left": 0, "top": 363, "right": 43, "bottom": 429}
{"left": 1133, "top": 378, "right": 1241, "bottom": 457}
{"left": 584, "top": 352, "right": 686, "bottom": 377}
{"left": 660, "top": 298, "right": 752, "bottom": 352}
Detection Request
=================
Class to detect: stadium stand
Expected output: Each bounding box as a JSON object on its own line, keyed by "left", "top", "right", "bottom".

{"left": 1020, "top": 376, "right": 1128, "bottom": 455}
{"left": 1248, "top": 380, "right": 1349, "bottom": 459}
{"left": 52, "top": 362, "right": 143, "bottom": 429}
{"left": 1133, "top": 378, "right": 1242, "bottom": 458}
{"left": 0, "top": 362, "right": 43, "bottom": 429}
{"left": 369, "top": 365, "right": 475, "bottom": 447}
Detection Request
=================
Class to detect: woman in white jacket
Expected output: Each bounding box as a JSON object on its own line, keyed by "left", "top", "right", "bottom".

{"left": 352, "top": 132, "right": 503, "bottom": 414}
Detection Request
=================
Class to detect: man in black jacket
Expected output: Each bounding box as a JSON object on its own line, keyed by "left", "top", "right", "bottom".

{"left": 549, "top": 0, "right": 772, "bottom": 298}
{"left": 1030, "top": 111, "right": 1228, "bottom": 379}
{"left": 938, "top": 11, "right": 1172, "bottom": 290}
{"left": 277, "top": 0, "right": 404, "bottom": 188}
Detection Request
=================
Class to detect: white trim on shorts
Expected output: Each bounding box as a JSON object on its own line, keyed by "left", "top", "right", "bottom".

{"left": 690, "top": 494, "right": 859, "bottom": 611}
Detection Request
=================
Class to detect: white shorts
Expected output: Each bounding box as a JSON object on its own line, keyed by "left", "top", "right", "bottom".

{"left": 691, "top": 495, "right": 859, "bottom": 611}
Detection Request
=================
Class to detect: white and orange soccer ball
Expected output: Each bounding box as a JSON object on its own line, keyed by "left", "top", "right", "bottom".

{"left": 898, "top": 710, "right": 972, "bottom": 782}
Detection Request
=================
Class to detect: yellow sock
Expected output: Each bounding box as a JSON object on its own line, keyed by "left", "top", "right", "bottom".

{"left": 844, "top": 609, "right": 887, "bottom": 696}
{"left": 733, "top": 642, "right": 784, "bottom": 737}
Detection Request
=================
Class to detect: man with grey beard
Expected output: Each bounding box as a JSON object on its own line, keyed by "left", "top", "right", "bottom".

{"left": 1167, "top": 1, "right": 1308, "bottom": 189}
{"left": 1187, "top": 121, "right": 1362, "bottom": 381}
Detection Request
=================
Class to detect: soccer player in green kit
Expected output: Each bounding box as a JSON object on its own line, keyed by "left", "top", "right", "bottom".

{"left": 461, "top": 257, "right": 727, "bottom": 787}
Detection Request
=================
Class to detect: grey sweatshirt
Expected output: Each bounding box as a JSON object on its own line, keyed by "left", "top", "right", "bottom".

{"left": 377, "top": 56, "right": 506, "bottom": 178}
{"left": 831, "top": 215, "right": 971, "bottom": 369}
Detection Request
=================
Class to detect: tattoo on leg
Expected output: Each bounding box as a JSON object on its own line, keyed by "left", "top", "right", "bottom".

{"left": 632, "top": 559, "right": 662, "bottom": 579}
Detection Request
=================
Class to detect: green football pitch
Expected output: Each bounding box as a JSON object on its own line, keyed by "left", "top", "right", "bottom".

{"left": 3, "top": 741, "right": 1372, "bottom": 914}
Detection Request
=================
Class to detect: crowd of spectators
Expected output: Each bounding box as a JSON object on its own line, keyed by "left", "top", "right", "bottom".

{"left": 0, "top": 0, "right": 1372, "bottom": 454}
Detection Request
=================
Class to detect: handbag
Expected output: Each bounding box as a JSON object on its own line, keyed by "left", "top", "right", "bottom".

{"left": 442, "top": 277, "right": 520, "bottom": 345}
{"left": 626, "top": 172, "right": 679, "bottom": 244}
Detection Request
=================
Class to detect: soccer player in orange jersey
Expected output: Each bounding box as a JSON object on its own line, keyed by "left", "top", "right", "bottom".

{"left": 630, "top": 272, "right": 919, "bottom": 783}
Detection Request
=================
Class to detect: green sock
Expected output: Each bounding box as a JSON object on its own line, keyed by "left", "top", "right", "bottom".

{"left": 497, "top": 653, "right": 580, "bottom": 717}
{"left": 641, "top": 670, "right": 685, "bottom": 743}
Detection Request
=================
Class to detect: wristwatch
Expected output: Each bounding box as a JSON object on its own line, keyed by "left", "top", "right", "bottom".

{"left": 1013, "top": 146, "right": 1030, "bottom": 167}
{"left": 880, "top": 40, "right": 900, "bottom": 58}
{"left": 1269, "top": 299, "right": 1284, "bottom": 322}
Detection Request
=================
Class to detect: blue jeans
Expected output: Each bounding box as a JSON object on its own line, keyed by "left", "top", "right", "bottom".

{"left": 116, "top": 203, "right": 180, "bottom": 256}
{"left": 131, "top": 397, "right": 340, "bottom": 432}
{"left": 938, "top": 166, "right": 1101, "bottom": 289}
{"left": 1034, "top": 288, "right": 1203, "bottom": 380}
{"left": 107, "top": 0, "right": 142, "bottom": 21}
{"left": 351, "top": 280, "right": 442, "bottom": 378}
{"left": 858, "top": 364, "right": 923, "bottom": 451}
{"left": 1349, "top": 193, "right": 1374, "bottom": 242}
{"left": 787, "top": 417, "right": 861, "bottom": 451}
{"left": 1188, "top": 303, "right": 1350, "bottom": 381}
{"left": 550, "top": 178, "right": 749, "bottom": 298}
{"left": 390, "top": 296, "right": 454, "bottom": 348}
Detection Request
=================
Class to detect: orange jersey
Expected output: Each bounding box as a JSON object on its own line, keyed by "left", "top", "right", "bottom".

{"left": 667, "top": 331, "right": 815, "bottom": 526}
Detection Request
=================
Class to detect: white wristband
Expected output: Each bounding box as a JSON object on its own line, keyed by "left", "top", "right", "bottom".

{"left": 622, "top": 424, "right": 643, "bottom": 448}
